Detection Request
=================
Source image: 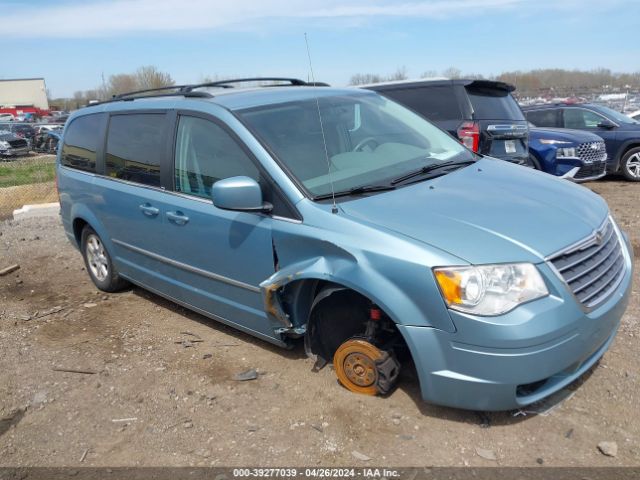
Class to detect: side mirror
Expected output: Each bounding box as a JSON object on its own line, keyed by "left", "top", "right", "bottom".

{"left": 597, "top": 119, "right": 616, "bottom": 129}
{"left": 211, "top": 176, "right": 272, "bottom": 213}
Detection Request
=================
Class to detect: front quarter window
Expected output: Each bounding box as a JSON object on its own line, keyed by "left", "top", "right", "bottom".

{"left": 237, "top": 92, "right": 474, "bottom": 198}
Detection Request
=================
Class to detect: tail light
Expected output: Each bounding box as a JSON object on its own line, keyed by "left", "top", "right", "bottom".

{"left": 457, "top": 121, "right": 480, "bottom": 152}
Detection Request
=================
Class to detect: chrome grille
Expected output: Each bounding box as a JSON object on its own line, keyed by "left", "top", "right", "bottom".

{"left": 549, "top": 219, "right": 625, "bottom": 309}
{"left": 576, "top": 141, "right": 607, "bottom": 163}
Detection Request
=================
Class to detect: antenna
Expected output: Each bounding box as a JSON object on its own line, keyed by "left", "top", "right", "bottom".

{"left": 304, "top": 33, "right": 338, "bottom": 214}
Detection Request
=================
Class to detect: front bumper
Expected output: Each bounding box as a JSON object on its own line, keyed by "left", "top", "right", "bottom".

{"left": 398, "top": 233, "right": 634, "bottom": 411}
{"left": 0, "top": 146, "right": 30, "bottom": 157}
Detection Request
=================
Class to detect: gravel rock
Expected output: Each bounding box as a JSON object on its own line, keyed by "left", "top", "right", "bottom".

{"left": 597, "top": 441, "right": 618, "bottom": 457}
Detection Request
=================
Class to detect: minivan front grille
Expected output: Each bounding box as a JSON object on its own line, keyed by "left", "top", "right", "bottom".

{"left": 549, "top": 219, "right": 625, "bottom": 309}
{"left": 576, "top": 141, "right": 606, "bottom": 163}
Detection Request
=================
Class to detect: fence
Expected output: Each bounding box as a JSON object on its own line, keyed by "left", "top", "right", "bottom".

{"left": 0, "top": 154, "right": 57, "bottom": 219}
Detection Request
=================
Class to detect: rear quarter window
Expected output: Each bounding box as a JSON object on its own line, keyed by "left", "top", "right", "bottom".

{"left": 61, "top": 113, "right": 106, "bottom": 173}
{"left": 466, "top": 87, "right": 525, "bottom": 121}
{"left": 380, "top": 86, "right": 461, "bottom": 121}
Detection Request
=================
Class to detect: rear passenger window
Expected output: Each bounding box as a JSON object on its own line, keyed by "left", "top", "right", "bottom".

{"left": 174, "top": 116, "right": 259, "bottom": 198}
{"left": 61, "top": 114, "right": 105, "bottom": 173}
{"left": 526, "top": 109, "right": 557, "bottom": 127}
{"left": 382, "top": 87, "right": 461, "bottom": 121}
{"left": 106, "top": 114, "right": 165, "bottom": 187}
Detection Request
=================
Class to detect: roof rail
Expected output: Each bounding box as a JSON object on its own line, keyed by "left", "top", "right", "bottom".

{"left": 180, "top": 77, "right": 308, "bottom": 92}
{"left": 107, "top": 77, "right": 310, "bottom": 103}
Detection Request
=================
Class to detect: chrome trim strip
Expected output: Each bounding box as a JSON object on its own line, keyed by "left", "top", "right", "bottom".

{"left": 112, "top": 238, "right": 261, "bottom": 293}
{"left": 560, "top": 167, "right": 580, "bottom": 179}
{"left": 555, "top": 224, "right": 615, "bottom": 273}
{"left": 545, "top": 217, "right": 610, "bottom": 261}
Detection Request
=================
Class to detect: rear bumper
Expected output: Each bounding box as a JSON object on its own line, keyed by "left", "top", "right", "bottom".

{"left": 398, "top": 233, "right": 634, "bottom": 411}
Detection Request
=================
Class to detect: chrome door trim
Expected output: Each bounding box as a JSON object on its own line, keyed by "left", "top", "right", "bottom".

{"left": 112, "top": 238, "right": 261, "bottom": 293}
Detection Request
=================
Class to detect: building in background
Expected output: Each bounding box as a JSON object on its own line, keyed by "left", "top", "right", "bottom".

{"left": 0, "top": 78, "right": 50, "bottom": 119}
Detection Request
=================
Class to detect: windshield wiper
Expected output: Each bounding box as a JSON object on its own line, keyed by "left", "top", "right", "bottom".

{"left": 391, "top": 160, "right": 475, "bottom": 185}
{"left": 314, "top": 184, "right": 396, "bottom": 200}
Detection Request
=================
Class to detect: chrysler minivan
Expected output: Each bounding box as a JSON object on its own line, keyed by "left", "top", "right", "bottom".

{"left": 57, "top": 79, "right": 634, "bottom": 411}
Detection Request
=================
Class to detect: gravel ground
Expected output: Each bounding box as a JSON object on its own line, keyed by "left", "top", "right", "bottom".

{"left": 0, "top": 178, "right": 638, "bottom": 467}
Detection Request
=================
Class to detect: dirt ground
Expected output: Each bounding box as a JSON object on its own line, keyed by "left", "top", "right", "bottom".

{"left": 0, "top": 177, "right": 638, "bottom": 468}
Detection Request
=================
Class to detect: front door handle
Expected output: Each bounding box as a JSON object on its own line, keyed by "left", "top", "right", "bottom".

{"left": 166, "top": 211, "right": 189, "bottom": 226}
{"left": 139, "top": 203, "right": 159, "bottom": 217}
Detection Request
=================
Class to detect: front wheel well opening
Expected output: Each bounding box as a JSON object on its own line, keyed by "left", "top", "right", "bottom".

{"left": 304, "top": 285, "right": 409, "bottom": 363}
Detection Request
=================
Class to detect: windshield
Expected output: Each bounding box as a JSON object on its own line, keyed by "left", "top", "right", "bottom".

{"left": 595, "top": 105, "right": 639, "bottom": 124}
{"left": 237, "top": 92, "right": 474, "bottom": 197}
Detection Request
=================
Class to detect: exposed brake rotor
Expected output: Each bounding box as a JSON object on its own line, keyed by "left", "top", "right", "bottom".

{"left": 333, "top": 338, "right": 400, "bottom": 396}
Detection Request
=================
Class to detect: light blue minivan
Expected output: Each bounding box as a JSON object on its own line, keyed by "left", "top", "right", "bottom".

{"left": 57, "top": 78, "right": 634, "bottom": 411}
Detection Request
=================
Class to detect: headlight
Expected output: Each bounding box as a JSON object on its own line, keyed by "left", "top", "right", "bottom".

{"left": 539, "top": 139, "right": 571, "bottom": 145}
{"left": 433, "top": 263, "right": 548, "bottom": 316}
{"left": 556, "top": 147, "right": 577, "bottom": 158}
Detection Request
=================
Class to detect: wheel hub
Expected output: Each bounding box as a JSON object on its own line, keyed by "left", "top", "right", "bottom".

{"left": 333, "top": 339, "right": 384, "bottom": 395}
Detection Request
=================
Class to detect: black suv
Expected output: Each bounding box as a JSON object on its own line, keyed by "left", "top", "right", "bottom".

{"left": 522, "top": 103, "right": 640, "bottom": 181}
{"left": 365, "top": 79, "right": 529, "bottom": 165}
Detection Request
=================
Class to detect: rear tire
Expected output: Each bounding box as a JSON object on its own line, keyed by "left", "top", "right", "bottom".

{"left": 525, "top": 154, "right": 541, "bottom": 170}
{"left": 80, "top": 226, "right": 129, "bottom": 292}
{"left": 620, "top": 147, "right": 640, "bottom": 181}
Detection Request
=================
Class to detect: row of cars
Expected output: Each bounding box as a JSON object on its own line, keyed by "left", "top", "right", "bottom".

{"left": 0, "top": 122, "right": 63, "bottom": 158}
{"left": 364, "top": 79, "right": 640, "bottom": 182}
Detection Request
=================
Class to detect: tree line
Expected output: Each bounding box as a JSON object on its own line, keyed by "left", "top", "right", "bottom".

{"left": 51, "top": 65, "right": 640, "bottom": 110}
{"left": 349, "top": 67, "right": 640, "bottom": 97}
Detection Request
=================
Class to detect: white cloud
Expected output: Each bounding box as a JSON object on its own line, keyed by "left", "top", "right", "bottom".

{"left": 1, "top": 0, "right": 619, "bottom": 38}
{"left": 1, "top": 0, "right": 520, "bottom": 37}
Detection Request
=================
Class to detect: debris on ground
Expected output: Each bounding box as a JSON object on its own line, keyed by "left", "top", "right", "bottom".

{"left": 52, "top": 367, "right": 97, "bottom": 375}
{"left": 0, "top": 264, "right": 20, "bottom": 276}
{"left": 351, "top": 450, "right": 371, "bottom": 461}
{"left": 175, "top": 339, "right": 203, "bottom": 348}
{"left": 597, "top": 441, "right": 618, "bottom": 457}
{"left": 112, "top": 418, "right": 138, "bottom": 423}
{"left": 232, "top": 369, "right": 258, "bottom": 381}
{"left": 82, "top": 303, "right": 97, "bottom": 308}
{"left": 475, "top": 447, "right": 497, "bottom": 461}
{"left": 36, "top": 306, "right": 63, "bottom": 319}
{"left": 79, "top": 449, "right": 89, "bottom": 463}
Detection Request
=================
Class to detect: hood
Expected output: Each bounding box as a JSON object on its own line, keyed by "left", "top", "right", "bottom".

{"left": 339, "top": 158, "right": 609, "bottom": 264}
{"left": 529, "top": 127, "right": 602, "bottom": 143}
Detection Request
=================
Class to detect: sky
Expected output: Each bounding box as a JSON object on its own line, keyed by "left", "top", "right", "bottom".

{"left": 2, "top": 0, "right": 640, "bottom": 98}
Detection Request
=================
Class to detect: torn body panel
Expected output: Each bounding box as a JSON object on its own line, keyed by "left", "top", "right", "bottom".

{"left": 260, "top": 211, "right": 461, "bottom": 342}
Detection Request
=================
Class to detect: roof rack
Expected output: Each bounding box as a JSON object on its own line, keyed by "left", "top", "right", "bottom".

{"left": 107, "top": 77, "right": 311, "bottom": 104}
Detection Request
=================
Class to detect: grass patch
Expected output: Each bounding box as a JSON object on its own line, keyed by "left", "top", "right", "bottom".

{"left": 0, "top": 159, "right": 55, "bottom": 187}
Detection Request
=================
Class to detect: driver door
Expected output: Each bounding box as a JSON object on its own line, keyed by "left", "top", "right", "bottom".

{"left": 155, "top": 113, "right": 278, "bottom": 341}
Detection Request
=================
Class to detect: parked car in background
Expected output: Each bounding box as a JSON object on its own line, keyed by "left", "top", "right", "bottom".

{"left": 523, "top": 103, "right": 640, "bottom": 181}
{"left": 528, "top": 126, "right": 607, "bottom": 181}
{"left": 33, "top": 126, "right": 63, "bottom": 153}
{"left": 0, "top": 122, "right": 36, "bottom": 143}
{"left": 0, "top": 130, "right": 30, "bottom": 158}
{"left": 0, "top": 113, "right": 15, "bottom": 122}
{"left": 364, "top": 79, "right": 530, "bottom": 166}
{"left": 627, "top": 109, "right": 640, "bottom": 121}
{"left": 57, "top": 79, "right": 633, "bottom": 411}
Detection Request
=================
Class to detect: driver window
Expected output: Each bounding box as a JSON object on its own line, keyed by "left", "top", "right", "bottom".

{"left": 564, "top": 109, "right": 605, "bottom": 129}
{"left": 174, "top": 116, "right": 260, "bottom": 198}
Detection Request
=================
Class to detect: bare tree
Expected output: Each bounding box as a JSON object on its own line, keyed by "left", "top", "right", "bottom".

{"left": 134, "top": 66, "right": 175, "bottom": 90}
{"left": 442, "top": 67, "right": 462, "bottom": 79}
